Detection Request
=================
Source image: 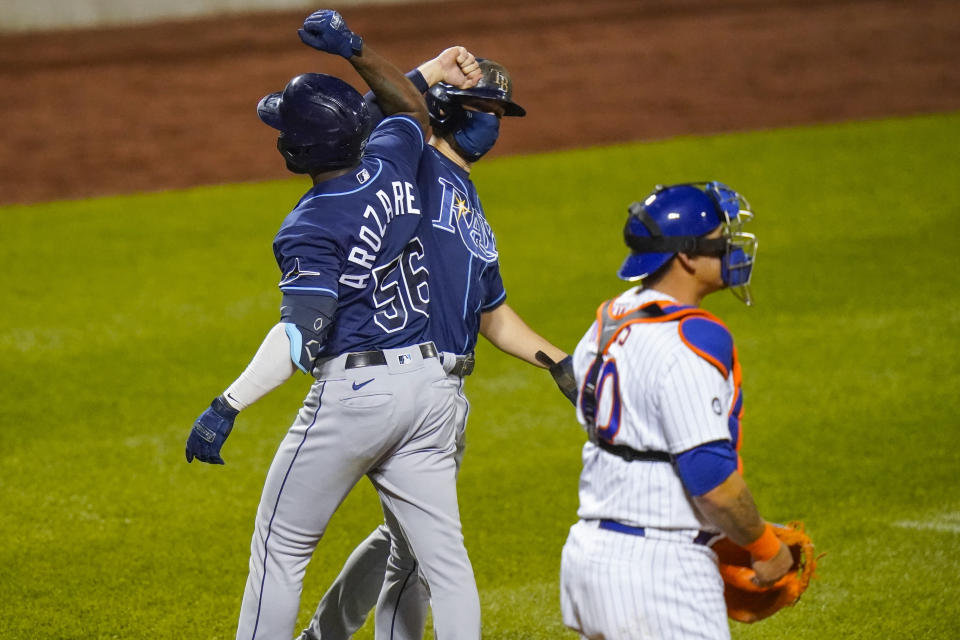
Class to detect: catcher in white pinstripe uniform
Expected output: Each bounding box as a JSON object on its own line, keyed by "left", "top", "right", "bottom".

{"left": 560, "top": 182, "right": 793, "bottom": 639}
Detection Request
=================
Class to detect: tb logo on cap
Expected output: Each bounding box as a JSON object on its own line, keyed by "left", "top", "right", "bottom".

{"left": 494, "top": 71, "right": 509, "bottom": 93}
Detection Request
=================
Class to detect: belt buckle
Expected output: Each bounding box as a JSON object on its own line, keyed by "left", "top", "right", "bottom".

{"left": 451, "top": 352, "right": 475, "bottom": 377}
{"left": 345, "top": 350, "right": 387, "bottom": 369}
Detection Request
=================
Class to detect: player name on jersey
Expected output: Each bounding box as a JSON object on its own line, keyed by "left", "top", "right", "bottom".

{"left": 340, "top": 179, "right": 420, "bottom": 290}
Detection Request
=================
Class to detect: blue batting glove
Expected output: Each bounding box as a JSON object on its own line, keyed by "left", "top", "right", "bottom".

{"left": 185, "top": 396, "right": 239, "bottom": 465}
{"left": 298, "top": 9, "right": 363, "bottom": 59}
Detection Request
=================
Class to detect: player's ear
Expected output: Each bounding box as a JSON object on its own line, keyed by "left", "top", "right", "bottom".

{"left": 675, "top": 252, "right": 697, "bottom": 274}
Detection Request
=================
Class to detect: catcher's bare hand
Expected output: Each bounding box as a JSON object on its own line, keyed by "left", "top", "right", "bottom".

{"left": 420, "top": 46, "right": 481, "bottom": 89}
{"left": 751, "top": 540, "right": 792, "bottom": 587}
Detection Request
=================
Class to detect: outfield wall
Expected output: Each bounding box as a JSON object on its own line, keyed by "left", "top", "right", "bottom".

{"left": 1, "top": 0, "right": 437, "bottom": 33}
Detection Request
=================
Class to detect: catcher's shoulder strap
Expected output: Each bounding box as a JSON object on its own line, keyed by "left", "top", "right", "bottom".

{"left": 594, "top": 298, "right": 739, "bottom": 381}
{"left": 582, "top": 298, "right": 710, "bottom": 464}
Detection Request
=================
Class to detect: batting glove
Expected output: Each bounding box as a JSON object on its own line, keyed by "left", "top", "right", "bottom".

{"left": 298, "top": 9, "right": 363, "bottom": 59}
{"left": 550, "top": 356, "right": 578, "bottom": 406}
{"left": 185, "top": 396, "right": 239, "bottom": 465}
{"left": 536, "top": 351, "right": 579, "bottom": 406}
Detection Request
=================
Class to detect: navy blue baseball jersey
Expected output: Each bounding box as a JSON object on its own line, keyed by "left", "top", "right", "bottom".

{"left": 416, "top": 145, "right": 505, "bottom": 355}
{"left": 272, "top": 115, "right": 430, "bottom": 356}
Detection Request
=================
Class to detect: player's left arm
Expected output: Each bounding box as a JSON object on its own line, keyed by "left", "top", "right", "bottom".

{"left": 660, "top": 345, "right": 793, "bottom": 587}
{"left": 480, "top": 302, "right": 565, "bottom": 367}
{"left": 692, "top": 470, "right": 794, "bottom": 587}
{"left": 479, "top": 303, "right": 577, "bottom": 404}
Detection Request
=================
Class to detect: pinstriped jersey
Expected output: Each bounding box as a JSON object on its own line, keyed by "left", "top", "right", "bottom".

{"left": 572, "top": 287, "right": 742, "bottom": 531}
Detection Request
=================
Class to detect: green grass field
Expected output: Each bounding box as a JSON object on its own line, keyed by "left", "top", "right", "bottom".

{"left": 2, "top": 112, "right": 959, "bottom": 639}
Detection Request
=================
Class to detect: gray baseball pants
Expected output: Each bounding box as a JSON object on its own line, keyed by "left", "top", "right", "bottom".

{"left": 297, "top": 371, "right": 470, "bottom": 640}
{"left": 235, "top": 345, "right": 478, "bottom": 640}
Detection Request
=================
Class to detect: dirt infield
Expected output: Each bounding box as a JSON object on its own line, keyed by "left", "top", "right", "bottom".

{"left": 1, "top": 0, "right": 958, "bottom": 205}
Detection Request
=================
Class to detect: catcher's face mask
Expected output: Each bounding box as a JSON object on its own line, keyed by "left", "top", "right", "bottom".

{"left": 704, "top": 181, "right": 758, "bottom": 305}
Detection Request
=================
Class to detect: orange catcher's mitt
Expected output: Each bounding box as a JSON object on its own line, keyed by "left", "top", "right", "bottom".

{"left": 711, "top": 521, "right": 818, "bottom": 623}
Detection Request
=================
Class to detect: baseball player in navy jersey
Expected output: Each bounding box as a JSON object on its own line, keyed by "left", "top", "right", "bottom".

{"left": 560, "top": 182, "right": 793, "bottom": 639}
{"left": 184, "top": 10, "right": 489, "bottom": 640}
{"left": 295, "top": 55, "right": 574, "bottom": 640}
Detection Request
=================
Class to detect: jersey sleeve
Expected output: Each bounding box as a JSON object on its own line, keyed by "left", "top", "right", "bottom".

{"left": 657, "top": 346, "right": 735, "bottom": 454}
{"left": 273, "top": 218, "right": 344, "bottom": 299}
{"left": 478, "top": 261, "right": 506, "bottom": 312}
{"left": 364, "top": 115, "right": 426, "bottom": 178}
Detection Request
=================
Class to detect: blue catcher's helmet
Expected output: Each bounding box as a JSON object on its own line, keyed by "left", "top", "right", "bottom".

{"left": 426, "top": 58, "right": 526, "bottom": 127}
{"left": 619, "top": 182, "right": 759, "bottom": 305}
{"left": 257, "top": 73, "right": 372, "bottom": 174}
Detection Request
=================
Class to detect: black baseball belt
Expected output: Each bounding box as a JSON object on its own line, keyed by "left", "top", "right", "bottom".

{"left": 595, "top": 438, "right": 673, "bottom": 463}
{"left": 344, "top": 342, "right": 438, "bottom": 369}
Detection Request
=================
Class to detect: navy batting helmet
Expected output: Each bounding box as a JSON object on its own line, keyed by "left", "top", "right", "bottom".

{"left": 257, "top": 73, "right": 372, "bottom": 174}
{"left": 426, "top": 58, "right": 526, "bottom": 127}
{"left": 619, "top": 181, "right": 758, "bottom": 304}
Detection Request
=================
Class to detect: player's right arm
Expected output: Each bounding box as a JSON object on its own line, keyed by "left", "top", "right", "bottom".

{"left": 692, "top": 472, "right": 793, "bottom": 587}
{"left": 185, "top": 294, "right": 336, "bottom": 465}
{"left": 416, "top": 47, "right": 481, "bottom": 90}
{"left": 362, "top": 47, "right": 481, "bottom": 125}
{"left": 297, "top": 9, "right": 430, "bottom": 132}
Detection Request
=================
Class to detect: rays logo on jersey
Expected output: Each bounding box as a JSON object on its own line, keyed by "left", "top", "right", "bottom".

{"left": 432, "top": 177, "right": 498, "bottom": 262}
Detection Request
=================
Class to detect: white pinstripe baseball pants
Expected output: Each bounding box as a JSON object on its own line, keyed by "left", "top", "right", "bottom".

{"left": 560, "top": 519, "right": 729, "bottom": 640}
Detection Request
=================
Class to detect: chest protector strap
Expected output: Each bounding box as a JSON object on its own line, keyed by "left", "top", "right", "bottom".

{"left": 582, "top": 299, "right": 723, "bottom": 464}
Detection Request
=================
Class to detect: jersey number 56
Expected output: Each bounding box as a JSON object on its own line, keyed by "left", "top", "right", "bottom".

{"left": 371, "top": 237, "right": 430, "bottom": 333}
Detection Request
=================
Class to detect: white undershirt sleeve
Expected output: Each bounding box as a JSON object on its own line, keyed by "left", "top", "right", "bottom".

{"left": 221, "top": 323, "right": 298, "bottom": 411}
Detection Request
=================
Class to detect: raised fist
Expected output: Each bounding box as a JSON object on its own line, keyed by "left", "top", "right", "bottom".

{"left": 438, "top": 46, "right": 482, "bottom": 89}
{"left": 298, "top": 9, "right": 363, "bottom": 59}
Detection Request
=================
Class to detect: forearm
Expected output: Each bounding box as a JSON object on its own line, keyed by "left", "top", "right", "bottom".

{"left": 416, "top": 57, "right": 448, "bottom": 87}
{"left": 479, "top": 303, "right": 566, "bottom": 367}
{"left": 350, "top": 45, "right": 428, "bottom": 129}
{"left": 695, "top": 467, "right": 793, "bottom": 585}
{"left": 692, "top": 470, "right": 766, "bottom": 546}
{"left": 364, "top": 70, "right": 428, "bottom": 124}
{"left": 222, "top": 323, "right": 297, "bottom": 411}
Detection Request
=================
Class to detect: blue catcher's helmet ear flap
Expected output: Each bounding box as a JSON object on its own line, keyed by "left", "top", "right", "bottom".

{"left": 257, "top": 73, "right": 372, "bottom": 173}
